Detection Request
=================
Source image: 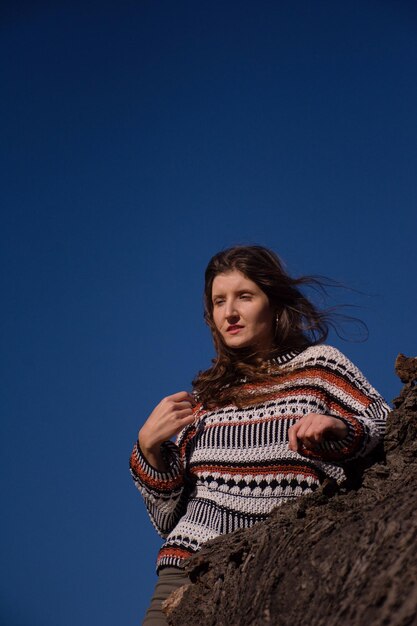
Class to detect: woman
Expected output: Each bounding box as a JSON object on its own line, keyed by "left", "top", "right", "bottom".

{"left": 130, "top": 245, "right": 390, "bottom": 625}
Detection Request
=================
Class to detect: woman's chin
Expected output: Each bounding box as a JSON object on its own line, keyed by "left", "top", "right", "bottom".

{"left": 224, "top": 337, "right": 250, "bottom": 350}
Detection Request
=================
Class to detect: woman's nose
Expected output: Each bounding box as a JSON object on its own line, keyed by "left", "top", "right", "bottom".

{"left": 225, "top": 301, "right": 239, "bottom": 320}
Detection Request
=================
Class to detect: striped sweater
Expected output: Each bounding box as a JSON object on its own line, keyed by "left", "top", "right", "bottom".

{"left": 130, "top": 345, "right": 390, "bottom": 572}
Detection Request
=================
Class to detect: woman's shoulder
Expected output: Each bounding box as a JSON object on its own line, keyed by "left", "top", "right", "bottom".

{"left": 292, "top": 344, "right": 388, "bottom": 405}
{"left": 293, "top": 344, "right": 356, "bottom": 368}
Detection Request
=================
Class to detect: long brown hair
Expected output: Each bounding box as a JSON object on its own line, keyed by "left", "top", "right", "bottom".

{"left": 193, "top": 245, "right": 358, "bottom": 408}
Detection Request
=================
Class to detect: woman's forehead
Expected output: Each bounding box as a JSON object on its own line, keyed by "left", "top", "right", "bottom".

{"left": 211, "top": 270, "right": 258, "bottom": 294}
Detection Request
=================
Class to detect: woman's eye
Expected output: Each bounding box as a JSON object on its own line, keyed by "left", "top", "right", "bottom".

{"left": 240, "top": 294, "right": 252, "bottom": 300}
{"left": 214, "top": 299, "right": 225, "bottom": 306}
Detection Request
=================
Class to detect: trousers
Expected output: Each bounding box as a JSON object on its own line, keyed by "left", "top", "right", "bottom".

{"left": 142, "top": 567, "right": 190, "bottom": 625}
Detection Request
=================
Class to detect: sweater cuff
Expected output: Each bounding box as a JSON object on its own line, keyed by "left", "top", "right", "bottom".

{"left": 300, "top": 415, "right": 368, "bottom": 462}
{"left": 130, "top": 440, "right": 184, "bottom": 492}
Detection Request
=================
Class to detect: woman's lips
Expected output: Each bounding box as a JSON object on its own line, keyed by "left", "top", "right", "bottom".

{"left": 227, "top": 325, "right": 244, "bottom": 334}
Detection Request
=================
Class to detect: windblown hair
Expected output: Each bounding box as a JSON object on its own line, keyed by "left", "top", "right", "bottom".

{"left": 193, "top": 245, "right": 358, "bottom": 408}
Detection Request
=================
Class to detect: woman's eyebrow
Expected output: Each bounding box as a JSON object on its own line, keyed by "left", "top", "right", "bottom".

{"left": 212, "top": 288, "right": 254, "bottom": 299}
{"left": 234, "top": 288, "right": 254, "bottom": 295}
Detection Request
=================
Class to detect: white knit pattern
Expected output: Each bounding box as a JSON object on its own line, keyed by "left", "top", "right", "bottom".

{"left": 130, "top": 345, "right": 390, "bottom": 572}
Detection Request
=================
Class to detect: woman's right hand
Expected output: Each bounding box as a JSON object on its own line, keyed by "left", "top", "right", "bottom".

{"left": 138, "top": 391, "right": 196, "bottom": 470}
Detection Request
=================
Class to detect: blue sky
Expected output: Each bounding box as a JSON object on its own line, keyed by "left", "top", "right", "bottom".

{"left": 1, "top": 2, "right": 416, "bottom": 624}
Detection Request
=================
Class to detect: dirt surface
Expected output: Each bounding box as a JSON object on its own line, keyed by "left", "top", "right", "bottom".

{"left": 166, "top": 355, "right": 417, "bottom": 626}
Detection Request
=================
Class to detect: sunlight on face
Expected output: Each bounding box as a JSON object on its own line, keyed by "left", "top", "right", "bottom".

{"left": 211, "top": 270, "right": 275, "bottom": 354}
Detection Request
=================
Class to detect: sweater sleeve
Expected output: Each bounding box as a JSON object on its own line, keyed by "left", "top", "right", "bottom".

{"left": 129, "top": 439, "right": 188, "bottom": 538}
{"left": 298, "top": 346, "right": 391, "bottom": 463}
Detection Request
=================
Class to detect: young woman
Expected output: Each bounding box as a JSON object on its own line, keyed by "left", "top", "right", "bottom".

{"left": 130, "top": 245, "right": 390, "bottom": 625}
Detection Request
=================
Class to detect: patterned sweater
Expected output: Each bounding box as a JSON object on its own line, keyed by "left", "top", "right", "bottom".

{"left": 130, "top": 345, "right": 390, "bottom": 572}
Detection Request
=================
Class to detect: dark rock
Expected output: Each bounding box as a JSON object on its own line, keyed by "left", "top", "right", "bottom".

{"left": 166, "top": 355, "right": 417, "bottom": 626}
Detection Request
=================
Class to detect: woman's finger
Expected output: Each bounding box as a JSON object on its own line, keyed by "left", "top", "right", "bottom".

{"left": 175, "top": 408, "right": 194, "bottom": 421}
{"left": 172, "top": 401, "right": 194, "bottom": 412}
{"left": 288, "top": 422, "right": 300, "bottom": 451}
{"left": 178, "top": 412, "right": 197, "bottom": 424}
{"left": 169, "top": 391, "right": 196, "bottom": 404}
{"left": 293, "top": 419, "right": 311, "bottom": 441}
{"left": 303, "top": 425, "right": 323, "bottom": 443}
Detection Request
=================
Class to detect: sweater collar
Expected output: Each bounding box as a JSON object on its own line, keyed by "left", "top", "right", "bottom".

{"left": 266, "top": 347, "right": 306, "bottom": 366}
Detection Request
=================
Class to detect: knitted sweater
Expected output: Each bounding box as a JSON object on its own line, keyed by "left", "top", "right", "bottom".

{"left": 130, "top": 345, "right": 390, "bottom": 572}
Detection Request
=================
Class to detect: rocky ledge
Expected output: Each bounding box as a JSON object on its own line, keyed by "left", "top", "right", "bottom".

{"left": 165, "top": 354, "right": 417, "bottom": 626}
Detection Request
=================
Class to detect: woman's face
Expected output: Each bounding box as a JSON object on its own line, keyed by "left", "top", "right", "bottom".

{"left": 211, "top": 270, "right": 275, "bottom": 354}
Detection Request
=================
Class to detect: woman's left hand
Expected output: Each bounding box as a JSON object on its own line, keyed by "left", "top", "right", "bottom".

{"left": 288, "top": 413, "right": 349, "bottom": 453}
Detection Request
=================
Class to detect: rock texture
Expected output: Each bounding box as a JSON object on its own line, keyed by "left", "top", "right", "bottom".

{"left": 166, "top": 354, "right": 417, "bottom": 626}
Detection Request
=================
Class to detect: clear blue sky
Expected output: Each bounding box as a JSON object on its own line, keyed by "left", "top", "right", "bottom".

{"left": 1, "top": 2, "right": 416, "bottom": 624}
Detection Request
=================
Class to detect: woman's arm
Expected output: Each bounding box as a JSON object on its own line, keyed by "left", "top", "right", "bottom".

{"left": 130, "top": 391, "right": 196, "bottom": 537}
{"left": 130, "top": 439, "right": 188, "bottom": 537}
{"left": 138, "top": 391, "right": 196, "bottom": 468}
{"left": 288, "top": 413, "right": 349, "bottom": 453}
{"left": 288, "top": 346, "right": 390, "bottom": 463}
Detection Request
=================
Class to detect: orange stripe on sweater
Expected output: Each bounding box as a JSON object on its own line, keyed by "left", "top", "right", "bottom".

{"left": 129, "top": 448, "right": 183, "bottom": 490}
{"left": 157, "top": 546, "right": 194, "bottom": 560}
{"left": 283, "top": 369, "right": 370, "bottom": 405}
{"left": 243, "top": 369, "right": 371, "bottom": 407}
{"left": 178, "top": 424, "right": 198, "bottom": 458}
{"left": 193, "top": 464, "right": 320, "bottom": 479}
